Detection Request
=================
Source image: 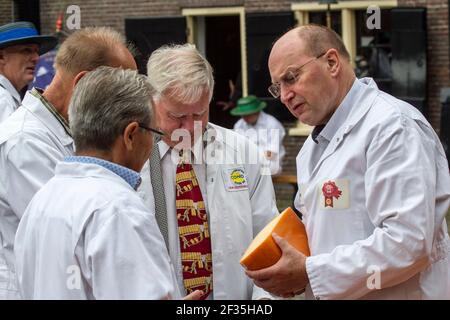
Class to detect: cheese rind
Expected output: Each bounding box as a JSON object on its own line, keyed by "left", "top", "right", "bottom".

{"left": 240, "top": 207, "right": 310, "bottom": 271}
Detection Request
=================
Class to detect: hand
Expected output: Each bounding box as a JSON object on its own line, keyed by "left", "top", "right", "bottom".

{"left": 245, "top": 233, "right": 309, "bottom": 298}
{"left": 183, "top": 290, "right": 204, "bottom": 300}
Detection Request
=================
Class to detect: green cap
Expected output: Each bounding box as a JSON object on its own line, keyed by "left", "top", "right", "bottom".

{"left": 230, "top": 95, "right": 267, "bottom": 116}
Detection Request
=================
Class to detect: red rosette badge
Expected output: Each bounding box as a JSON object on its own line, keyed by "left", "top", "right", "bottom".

{"left": 322, "top": 180, "right": 342, "bottom": 208}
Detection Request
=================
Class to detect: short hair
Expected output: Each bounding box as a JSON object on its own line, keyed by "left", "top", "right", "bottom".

{"left": 146, "top": 43, "right": 214, "bottom": 104}
{"left": 296, "top": 24, "right": 350, "bottom": 61}
{"left": 54, "top": 27, "right": 132, "bottom": 76}
{"left": 68, "top": 66, "right": 153, "bottom": 152}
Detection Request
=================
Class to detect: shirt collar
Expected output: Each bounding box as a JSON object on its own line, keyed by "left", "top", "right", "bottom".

{"left": 64, "top": 156, "right": 142, "bottom": 190}
{"left": 158, "top": 124, "right": 216, "bottom": 164}
{"left": 0, "top": 74, "right": 21, "bottom": 106}
{"left": 30, "top": 87, "right": 72, "bottom": 137}
{"left": 316, "top": 78, "right": 359, "bottom": 143}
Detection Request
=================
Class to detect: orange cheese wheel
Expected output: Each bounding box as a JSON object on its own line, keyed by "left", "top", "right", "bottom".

{"left": 240, "top": 207, "right": 310, "bottom": 271}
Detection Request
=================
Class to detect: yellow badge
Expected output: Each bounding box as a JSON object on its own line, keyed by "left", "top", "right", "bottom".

{"left": 223, "top": 167, "right": 249, "bottom": 191}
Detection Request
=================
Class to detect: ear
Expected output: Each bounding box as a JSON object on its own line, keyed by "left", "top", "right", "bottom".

{"left": 325, "top": 49, "right": 341, "bottom": 77}
{"left": 0, "top": 49, "right": 5, "bottom": 64}
{"left": 123, "top": 121, "right": 140, "bottom": 151}
{"left": 72, "top": 70, "right": 88, "bottom": 88}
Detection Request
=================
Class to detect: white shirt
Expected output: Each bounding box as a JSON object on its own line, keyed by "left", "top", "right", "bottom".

{"left": 234, "top": 111, "right": 286, "bottom": 175}
{"left": 0, "top": 75, "right": 21, "bottom": 123}
{"left": 0, "top": 90, "right": 74, "bottom": 299}
{"left": 15, "top": 161, "right": 179, "bottom": 299}
{"left": 296, "top": 78, "right": 450, "bottom": 299}
{"left": 139, "top": 123, "right": 279, "bottom": 299}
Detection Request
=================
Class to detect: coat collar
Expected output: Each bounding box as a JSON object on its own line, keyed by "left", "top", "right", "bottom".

{"left": 21, "top": 90, "right": 74, "bottom": 148}
{"left": 301, "top": 77, "right": 380, "bottom": 178}
{"left": 0, "top": 74, "right": 21, "bottom": 106}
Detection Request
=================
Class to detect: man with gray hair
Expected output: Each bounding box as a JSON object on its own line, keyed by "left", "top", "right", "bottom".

{"left": 14, "top": 66, "right": 188, "bottom": 299}
{"left": 140, "top": 43, "right": 279, "bottom": 299}
{"left": 0, "top": 27, "right": 136, "bottom": 299}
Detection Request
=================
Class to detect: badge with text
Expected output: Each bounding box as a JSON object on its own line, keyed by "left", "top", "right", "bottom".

{"left": 318, "top": 179, "right": 350, "bottom": 210}
{"left": 223, "top": 167, "right": 249, "bottom": 191}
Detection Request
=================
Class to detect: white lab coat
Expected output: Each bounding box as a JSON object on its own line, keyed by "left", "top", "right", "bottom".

{"left": 296, "top": 78, "right": 450, "bottom": 299}
{"left": 0, "top": 75, "right": 21, "bottom": 124}
{"left": 234, "top": 111, "right": 286, "bottom": 175}
{"left": 15, "top": 161, "right": 180, "bottom": 299}
{"left": 139, "top": 123, "right": 279, "bottom": 299}
{"left": 0, "top": 91, "right": 74, "bottom": 299}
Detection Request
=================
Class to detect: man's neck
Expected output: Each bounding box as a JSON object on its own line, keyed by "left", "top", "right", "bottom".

{"left": 76, "top": 150, "right": 114, "bottom": 163}
{"left": 334, "top": 72, "right": 356, "bottom": 112}
{"left": 42, "top": 74, "right": 70, "bottom": 121}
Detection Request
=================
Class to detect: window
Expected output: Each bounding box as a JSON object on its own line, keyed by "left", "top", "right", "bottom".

{"left": 355, "top": 9, "right": 392, "bottom": 93}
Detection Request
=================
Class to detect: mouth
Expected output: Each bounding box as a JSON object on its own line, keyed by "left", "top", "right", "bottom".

{"left": 26, "top": 67, "right": 35, "bottom": 73}
{"left": 292, "top": 102, "right": 305, "bottom": 114}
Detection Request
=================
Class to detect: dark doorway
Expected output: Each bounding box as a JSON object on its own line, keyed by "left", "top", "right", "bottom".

{"left": 204, "top": 15, "right": 241, "bottom": 129}
{"left": 15, "top": 0, "right": 40, "bottom": 32}
{"left": 125, "top": 17, "right": 187, "bottom": 75}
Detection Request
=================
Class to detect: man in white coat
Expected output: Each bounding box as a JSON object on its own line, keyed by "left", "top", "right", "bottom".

{"left": 139, "top": 44, "right": 279, "bottom": 299}
{"left": 232, "top": 95, "right": 286, "bottom": 175}
{"left": 246, "top": 25, "right": 450, "bottom": 299}
{"left": 0, "top": 21, "right": 57, "bottom": 123}
{"left": 0, "top": 27, "right": 137, "bottom": 299}
{"left": 15, "top": 66, "right": 193, "bottom": 300}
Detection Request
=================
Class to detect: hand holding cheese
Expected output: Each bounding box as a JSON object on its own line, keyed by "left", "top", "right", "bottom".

{"left": 240, "top": 207, "right": 310, "bottom": 271}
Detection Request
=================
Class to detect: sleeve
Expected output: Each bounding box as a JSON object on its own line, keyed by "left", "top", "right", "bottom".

{"left": 4, "top": 134, "right": 64, "bottom": 218}
{"left": 85, "top": 199, "right": 177, "bottom": 300}
{"left": 306, "top": 116, "right": 442, "bottom": 299}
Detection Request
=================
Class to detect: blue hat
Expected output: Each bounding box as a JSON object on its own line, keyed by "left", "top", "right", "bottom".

{"left": 0, "top": 22, "right": 57, "bottom": 55}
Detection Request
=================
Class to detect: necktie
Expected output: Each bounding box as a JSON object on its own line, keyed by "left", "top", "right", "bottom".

{"left": 149, "top": 137, "right": 169, "bottom": 250}
{"left": 176, "top": 152, "right": 213, "bottom": 299}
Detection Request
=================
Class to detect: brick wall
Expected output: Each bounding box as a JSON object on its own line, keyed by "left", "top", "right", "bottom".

{"left": 0, "top": 0, "right": 13, "bottom": 26}
{"left": 37, "top": 0, "right": 448, "bottom": 207}
{"left": 38, "top": 0, "right": 448, "bottom": 134}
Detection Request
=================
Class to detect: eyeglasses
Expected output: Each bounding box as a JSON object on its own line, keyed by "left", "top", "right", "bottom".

{"left": 138, "top": 124, "right": 165, "bottom": 136}
{"left": 268, "top": 52, "right": 327, "bottom": 99}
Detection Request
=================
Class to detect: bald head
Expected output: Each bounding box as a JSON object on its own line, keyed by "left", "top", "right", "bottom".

{"left": 268, "top": 24, "right": 356, "bottom": 126}
{"left": 272, "top": 25, "right": 350, "bottom": 63}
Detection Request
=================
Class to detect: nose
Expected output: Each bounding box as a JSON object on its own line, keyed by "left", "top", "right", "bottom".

{"left": 180, "top": 118, "right": 195, "bottom": 134}
{"left": 31, "top": 49, "right": 40, "bottom": 63}
{"left": 280, "top": 84, "right": 295, "bottom": 106}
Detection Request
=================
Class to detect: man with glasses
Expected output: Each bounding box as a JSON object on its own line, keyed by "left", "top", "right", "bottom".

{"left": 140, "top": 44, "right": 278, "bottom": 300}
{"left": 15, "top": 66, "right": 201, "bottom": 300}
{"left": 246, "top": 24, "right": 450, "bottom": 299}
{"left": 0, "top": 27, "right": 136, "bottom": 299}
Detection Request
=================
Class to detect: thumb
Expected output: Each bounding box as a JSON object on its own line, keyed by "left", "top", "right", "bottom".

{"left": 183, "top": 290, "right": 204, "bottom": 300}
{"left": 272, "top": 233, "right": 292, "bottom": 252}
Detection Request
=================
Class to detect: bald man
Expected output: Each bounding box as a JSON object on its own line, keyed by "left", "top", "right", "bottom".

{"left": 246, "top": 25, "right": 450, "bottom": 300}
{"left": 0, "top": 27, "right": 137, "bottom": 299}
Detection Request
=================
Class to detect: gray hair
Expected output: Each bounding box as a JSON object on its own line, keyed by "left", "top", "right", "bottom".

{"left": 68, "top": 66, "right": 153, "bottom": 152}
{"left": 146, "top": 43, "right": 214, "bottom": 104}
